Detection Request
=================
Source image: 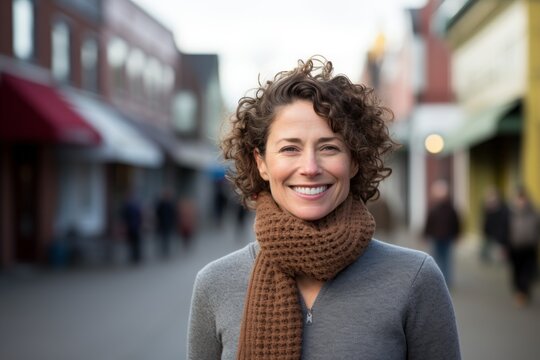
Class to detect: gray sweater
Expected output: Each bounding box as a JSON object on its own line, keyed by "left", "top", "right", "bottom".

{"left": 187, "top": 240, "right": 461, "bottom": 360}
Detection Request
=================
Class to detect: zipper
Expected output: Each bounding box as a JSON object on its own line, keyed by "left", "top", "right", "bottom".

{"left": 298, "top": 279, "right": 332, "bottom": 327}
{"left": 306, "top": 308, "right": 313, "bottom": 325}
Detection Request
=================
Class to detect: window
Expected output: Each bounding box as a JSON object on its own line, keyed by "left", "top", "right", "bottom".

{"left": 144, "top": 57, "right": 161, "bottom": 107}
{"left": 12, "top": 0, "right": 34, "bottom": 60}
{"left": 173, "top": 91, "right": 198, "bottom": 133}
{"left": 126, "top": 48, "right": 145, "bottom": 98}
{"left": 81, "top": 36, "right": 98, "bottom": 92}
{"left": 52, "top": 20, "right": 71, "bottom": 82}
{"left": 162, "top": 65, "right": 175, "bottom": 106}
{"left": 107, "top": 37, "right": 128, "bottom": 93}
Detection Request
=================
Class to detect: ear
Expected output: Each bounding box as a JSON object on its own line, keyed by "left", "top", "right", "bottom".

{"left": 350, "top": 160, "right": 359, "bottom": 179}
{"left": 254, "top": 149, "right": 269, "bottom": 181}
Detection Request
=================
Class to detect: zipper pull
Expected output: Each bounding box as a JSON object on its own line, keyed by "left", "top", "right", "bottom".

{"left": 306, "top": 309, "right": 313, "bottom": 325}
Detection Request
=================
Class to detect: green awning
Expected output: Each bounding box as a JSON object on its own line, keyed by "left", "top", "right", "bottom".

{"left": 442, "top": 99, "right": 521, "bottom": 154}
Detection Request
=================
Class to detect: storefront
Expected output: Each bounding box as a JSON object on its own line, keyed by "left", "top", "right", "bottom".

{"left": 0, "top": 72, "right": 101, "bottom": 266}
{"left": 57, "top": 90, "right": 163, "bottom": 244}
{"left": 444, "top": 0, "right": 528, "bottom": 234}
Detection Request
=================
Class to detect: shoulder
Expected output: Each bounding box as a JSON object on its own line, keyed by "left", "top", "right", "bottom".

{"left": 367, "top": 240, "right": 449, "bottom": 302}
{"left": 194, "top": 242, "right": 256, "bottom": 293}
{"left": 366, "top": 241, "right": 448, "bottom": 298}
{"left": 349, "top": 239, "right": 442, "bottom": 291}
{"left": 364, "top": 239, "right": 431, "bottom": 271}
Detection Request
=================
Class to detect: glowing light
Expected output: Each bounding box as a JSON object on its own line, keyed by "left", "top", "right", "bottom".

{"left": 425, "top": 134, "right": 444, "bottom": 154}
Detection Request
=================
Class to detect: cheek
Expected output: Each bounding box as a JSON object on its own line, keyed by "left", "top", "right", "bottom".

{"left": 329, "top": 161, "right": 355, "bottom": 181}
{"left": 266, "top": 159, "right": 294, "bottom": 182}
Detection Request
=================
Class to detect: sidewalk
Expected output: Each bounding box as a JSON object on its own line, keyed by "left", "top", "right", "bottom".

{"left": 452, "top": 246, "right": 540, "bottom": 360}
{"left": 0, "top": 220, "right": 253, "bottom": 360}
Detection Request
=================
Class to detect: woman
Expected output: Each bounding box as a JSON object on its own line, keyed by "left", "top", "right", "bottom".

{"left": 187, "top": 57, "right": 461, "bottom": 360}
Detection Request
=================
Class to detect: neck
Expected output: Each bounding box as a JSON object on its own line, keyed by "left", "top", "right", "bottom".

{"left": 296, "top": 275, "right": 325, "bottom": 309}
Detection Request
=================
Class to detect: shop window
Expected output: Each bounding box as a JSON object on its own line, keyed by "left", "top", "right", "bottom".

{"left": 75, "top": 163, "right": 94, "bottom": 213}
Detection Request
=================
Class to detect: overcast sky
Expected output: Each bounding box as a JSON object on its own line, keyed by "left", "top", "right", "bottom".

{"left": 132, "top": 0, "right": 427, "bottom": 110}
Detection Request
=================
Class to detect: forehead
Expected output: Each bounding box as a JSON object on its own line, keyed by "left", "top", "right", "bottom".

{"left": 268, "top": 100, "right": 336, "bottom": 138}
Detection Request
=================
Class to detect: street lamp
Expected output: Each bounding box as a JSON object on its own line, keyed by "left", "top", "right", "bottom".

{"left": 425, "top": 133, "right": 444, "bottom": 154}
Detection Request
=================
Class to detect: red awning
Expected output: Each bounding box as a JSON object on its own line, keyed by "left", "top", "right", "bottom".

{"left": 0, "top": 73, "right": 101, "bottom": 145}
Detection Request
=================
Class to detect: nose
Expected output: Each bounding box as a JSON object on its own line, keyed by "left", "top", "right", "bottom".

{"left": 299, "top": 151, "right": 322, "bottom": 177}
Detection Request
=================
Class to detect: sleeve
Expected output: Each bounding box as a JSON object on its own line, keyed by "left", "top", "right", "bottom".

{"left": 187, "top": 270, "right": 222, "bottom": 360}
{"left": 404, "top": 255, "right": 461, "bottom": 360}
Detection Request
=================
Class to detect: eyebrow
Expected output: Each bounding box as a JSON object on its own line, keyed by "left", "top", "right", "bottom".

{"left": 275, "top": 137, "right": 342, "bottom": 145}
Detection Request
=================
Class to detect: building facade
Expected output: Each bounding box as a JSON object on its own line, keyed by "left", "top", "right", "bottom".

{"left": 0, "top": 0, "right": 223, "bottom": 268}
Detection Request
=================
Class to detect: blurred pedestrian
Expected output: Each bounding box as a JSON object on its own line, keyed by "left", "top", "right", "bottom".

{"left": 213, "top": 178, "right": 228, "bottom": 228}
{"left": 423, "top": 179, "right": 461, "bottom": 288}
{"left": 188, "top": 57, "right": 460, "bottom": 359}
{"left": 178, "top": 198, "right": 196, "bottom": 249}
{"left": 367, "top": 195, "right": 395, "bottom": 243}
{"left": 121, "top": 193, "right": 143, "bottom": 264}
{"left": 155, "top": 188, "right": 177, "bottom": 258}
{"left": 481, "top": 186, "right": 510, "bottom": 263}
{"left": 234, "top": 200, "right": 249, "bottom": 239}
{"left": 507, "top": 187, "right": 540, "bottom": 307}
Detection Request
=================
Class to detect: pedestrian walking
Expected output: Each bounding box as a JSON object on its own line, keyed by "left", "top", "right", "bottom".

{"left": 507, "top": 187, "right": 540, "bottom": 307}
{"left": 121, "top": 193, "right": 143, "bottom": 264}
{"left": 213, "top": 178, "right": 228, "bottom": 228}
{"left": 178, "top": 198, "right": 196, "bottom": 249}
{"left": 155, "top": 188, "right": 177, "bottom": 258}
{"left": 187, "top": 56, "right": 461, "bottom": 360}
{"left": 480, "top": 186, "right": 510, "bottom": 263}
{"left": 230, "top": 199, "right": 246, "bottom": 237}
{"left": 423, "top": 179, "right": 461, "bottom": 288}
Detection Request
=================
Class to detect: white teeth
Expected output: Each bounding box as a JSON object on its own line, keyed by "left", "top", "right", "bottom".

{"left": 293, "top": 186, "right": 328, "bottom": 195}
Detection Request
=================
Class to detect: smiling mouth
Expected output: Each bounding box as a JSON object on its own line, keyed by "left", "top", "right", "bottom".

{"left": 291, "top": 185, "right": 329, "bottom": 195}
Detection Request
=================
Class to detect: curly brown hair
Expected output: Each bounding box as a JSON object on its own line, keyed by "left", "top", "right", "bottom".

{"left": 221, "top": 56, "right": 396, "bottom": 208}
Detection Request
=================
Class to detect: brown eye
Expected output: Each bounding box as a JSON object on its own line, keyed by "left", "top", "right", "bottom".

{"left": 321, "top": 145, "right": 340, "bottom": 152}
{"left": 280, "top": 146, "right": 299, "bottom": 153}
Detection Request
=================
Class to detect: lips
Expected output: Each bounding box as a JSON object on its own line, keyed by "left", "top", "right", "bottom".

{"left": 291, "top": 185, "right": 329, "bottom": 195}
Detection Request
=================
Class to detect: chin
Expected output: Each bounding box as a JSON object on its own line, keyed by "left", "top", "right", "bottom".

{"left": 291, "top": 207, "right": 332, "bottom": 221}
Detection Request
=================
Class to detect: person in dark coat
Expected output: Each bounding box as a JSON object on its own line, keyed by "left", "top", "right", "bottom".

{"left": 481, "top": 186, "right": 510, "bottom": 263}
{"left": 122, "top": 194, "right": 143, "bottom": 264}
{"left": 213, "top": 179, "right": 228, "bottom": 228}
{"left": 155, "top": 189, "right": 177, "bottom": 258}
{"left": 423, "top": 180, "right": 461, "bottom": 287}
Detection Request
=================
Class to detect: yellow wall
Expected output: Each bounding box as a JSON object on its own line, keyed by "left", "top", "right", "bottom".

{"left": 466, "top": 136, "right": 520, "bottom": 236}
{"left": 525, "top": 0, "right": 540, "bottom": 207}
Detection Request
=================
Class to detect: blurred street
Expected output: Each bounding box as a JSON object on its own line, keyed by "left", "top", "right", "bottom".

{"left": 1, "top": 219, "right": 538, "bottom": 360}
{"left": 0, "top": 215, "right": 256, "bottom": 360}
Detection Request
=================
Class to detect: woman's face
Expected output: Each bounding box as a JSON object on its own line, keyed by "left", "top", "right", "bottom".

{"left": 255, "top": 100, "right": 358, "bottom": 221}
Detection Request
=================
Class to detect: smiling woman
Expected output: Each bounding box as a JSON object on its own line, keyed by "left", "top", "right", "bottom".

{"left": 254, "top": 100, "right": 358, "bottom": 221}
{"left": 187, "top": 56, "right": 461, "bottom": 360}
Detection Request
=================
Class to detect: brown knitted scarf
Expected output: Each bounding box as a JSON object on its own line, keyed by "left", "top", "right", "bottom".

{"left": 237, "top": 192, "right": 375, "bottom": 360}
